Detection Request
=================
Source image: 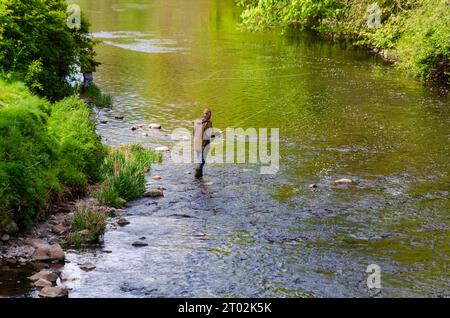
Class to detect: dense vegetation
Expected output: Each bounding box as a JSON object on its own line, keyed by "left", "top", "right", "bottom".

{"left": 0, "top": 0, "right": 99, "bottom": 99}
{"left": 67, "top": 208, "right": 107, "bottom": 246}
{"left": 237, "top": 0, "right": 450, "bottom": 84}
{"left": 0, "top": 79, "right": 106, "bottom": 229}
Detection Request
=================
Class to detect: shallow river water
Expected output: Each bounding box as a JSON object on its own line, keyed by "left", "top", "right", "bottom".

{"left": 1, "top": 0, "right": 449, "bottom": 297}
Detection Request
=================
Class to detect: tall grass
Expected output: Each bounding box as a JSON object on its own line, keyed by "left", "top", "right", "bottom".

{"left": 67, "top": 208, "right": 107, "bottom": 246}
{"left": 82, "top": 84, "right": 112, "bottom": 107}
{"left": 96, "top": 144, "right": 162, "bottom": 208}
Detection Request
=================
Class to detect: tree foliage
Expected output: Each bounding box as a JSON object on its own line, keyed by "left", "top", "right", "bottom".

{"left": 0, "top": 0, "right": 100, "bottom": 99}
{"left": 237, "top": 0, "right": 450, "bottom": 84}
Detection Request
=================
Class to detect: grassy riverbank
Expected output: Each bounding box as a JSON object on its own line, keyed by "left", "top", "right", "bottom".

{"left": 0, "top": 79, "right": 106, "bottom": 229}
{"left": 237, "top": 0, "right": 450, "bottom": 84}
{"left": 0, "top": 79, "right": 160, "bottom": 235}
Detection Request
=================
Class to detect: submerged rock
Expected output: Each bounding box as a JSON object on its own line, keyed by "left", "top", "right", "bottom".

{"left": 79, "top": 262, "right": 96, "bottom": 271}
{"left": 132, "top": 240, "right": 148, "bottom": 247}
{"left": 114, "top": 115, "right": 124, "bottom": 120}
{"left": 117, "top": 218, "right": 130, "bottom": 226}
{"left": 38, "top": 286, "right": 68, "bottom": 298}
{"left": 61, "top": 273, "right": 79, "bottom": 281}
{"left": 144, "top": 189, "right": 164, "bottom": 197}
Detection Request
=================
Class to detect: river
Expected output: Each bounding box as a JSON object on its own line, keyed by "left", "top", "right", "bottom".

{"left": 2, "top": 0, "right": 449, "bottom": 297}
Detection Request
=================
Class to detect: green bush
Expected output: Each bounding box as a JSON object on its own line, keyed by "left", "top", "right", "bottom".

{"left": 96, "top": 144, "right": 162, "bottom": 208}
{"left": 67, "top": 207, "right": 107, "bottom": 246}
{"left": 0, "top": 0, "right": 99, "bottom": 99}
{"left": 0, "top": 79, "right": 105, "bottom": 228}
{"left": 49, "top": 96, "right": 107, "bottom": 191}
{"left": 0, "top": 79, "right": 60, "bottom": 228}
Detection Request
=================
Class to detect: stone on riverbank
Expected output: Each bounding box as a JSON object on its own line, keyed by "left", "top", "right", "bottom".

{"left": 2, "top": 221, "right": 19, "bottom": 235}
{"left": 51, "top": 224, "right": 68, "bottom": 235}
{"left": 1, "top": 234, "right": 10, "bottom": 242}
{"left": 38, "top": 286, "right": 68, "bottom": 298}
{"left": 24, "top": 238, "right": 47, "bottom": 248}
{"left": 31, "top": 244, "right": 65, "bottom": 262}
{"left": 144, "top": 189, "right": 164, "bottom": 197}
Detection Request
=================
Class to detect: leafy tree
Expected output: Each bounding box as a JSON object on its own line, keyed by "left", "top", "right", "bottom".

{"left": 0, "top": 0, "right": 99, "bottom": 99}
{"left": 237, "top": 0, "right": 449, "bottom": 84}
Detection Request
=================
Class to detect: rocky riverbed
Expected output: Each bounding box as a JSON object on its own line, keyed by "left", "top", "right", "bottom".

{"left": 0, "top": 197, "right": 130, "bottom": 297}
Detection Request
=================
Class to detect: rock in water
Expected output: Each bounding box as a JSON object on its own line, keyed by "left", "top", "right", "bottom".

{"left": 115, "top": 115, "right": 124, "bottom": 120}
{"left": 38, "top": 286, "right": 68, "bottom": 298}
{"left": 79, "top": 262, "right": 96, "bottom": 271}
{"left": 152, "top": 176, "right": 162, "bottom": 180}
{"left": 144, "top": 189, "right": 164, "bottom": 197}
{"left": 130, "top": 126, "right": 137, "bottom": 131}
{"left": 334, "top": 178, "right": 354, "bottom": 185}
{"left": 29, "top": 270, "right": 50, "bottom": 282}
{"left": 117, "top": 218, "right": 130, "bottom": 226}
{"left": 34, "top": 278, "right": 53, "bottom": 288}
{"left": 1, "top": 234, "right": 10, "bottom": 242}
{"left": 132, "top": 240, "right": 148, "bottom": 247}
{"left": 154, "top": 146, "right": 169, "bottom": 152}
{"left": 309, "top": 184, "right": 318, "bottom": 188}
{"left": 148, "top": 123, "right": 161, "bottom": 129}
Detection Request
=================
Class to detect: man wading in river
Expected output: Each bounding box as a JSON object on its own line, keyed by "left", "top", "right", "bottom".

{"left": 193, "top": 108, "right": 213, "bottom": 178}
